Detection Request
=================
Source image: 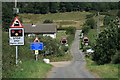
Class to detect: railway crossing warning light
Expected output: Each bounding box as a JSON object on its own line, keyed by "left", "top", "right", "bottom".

{"left": 10, "top": 29, "right": 23, "bottom": 37}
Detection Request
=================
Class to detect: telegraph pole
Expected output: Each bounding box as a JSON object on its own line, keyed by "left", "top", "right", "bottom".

{"left": 15, "top": 0, "right": 17, "bottom": 8}
{"left": 14, "top": 0, "right": 19, "bottom": 65}
{"left": 97, "top": 12, "right": 100, "bottom": 37}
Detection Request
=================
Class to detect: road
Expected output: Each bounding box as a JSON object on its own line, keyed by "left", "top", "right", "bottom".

{"left": 47, "top": 30, "right": 95, "bottom": 78}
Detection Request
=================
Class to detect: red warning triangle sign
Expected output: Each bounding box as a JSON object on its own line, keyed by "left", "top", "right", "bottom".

{"left": 34, "top": 37, "right": 40, "bottom": 42}
{"left": 10, "top": 16, "right": 23, "bottom": 28}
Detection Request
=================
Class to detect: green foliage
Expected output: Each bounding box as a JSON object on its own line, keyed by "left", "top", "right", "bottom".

{"left": 92, "top": 22, "right": 119, "bottom": 65}
{"left": 117, "top": 10, "right": 120, "bottom": 18}
{"left": 112, "top": 51, "right": 120, "bottom": 64}
{"left": 86, "top": 58, "right": 119, "bottom": 78}
{"left": 43, "top": 19, "right": 53, "bottom": 23}
{"left": 83, "top": 46, "right": 91, "bottom": 52}
{"left": 82, "top": 25, "right": 90, "bottom": 35}
{"left": 49, "top": 2, "right": 59, "bottom": 13}
{"left": 86, "top": 18, "right": 96, "bottom": 29}
{"left": 2, "top": 2, "right": 14, "bottom": 30}
{"left": 12, "top": 60, "right": 52, "bottom": 78}
{"left": 86, "top": 14, "right": 95, "bottom": 19}
{"left": 103, "top": 15, "right": 116, "bottom": 26}
{"left": 65, "top": 27, "right": 76, "bottom": 35}
{"left": 40, "top": 36, "right": 63, "bottom": 56}
{"left": 58, "top": 27, "right": 76, "bottom": 35}
{"left": 67, "top": 34, "right": 74, "bottom": 46}
{"left": 62, "top": 45, "right": 69, "bottom": 52}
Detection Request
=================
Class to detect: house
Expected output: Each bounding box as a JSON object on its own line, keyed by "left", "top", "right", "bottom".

{"left": 23, "top": 24, "right": 57, "bottom": 38}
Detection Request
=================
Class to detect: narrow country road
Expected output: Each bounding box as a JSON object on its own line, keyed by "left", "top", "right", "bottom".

{"left": 47, "top": 30, "right": 95, "bottom": 78}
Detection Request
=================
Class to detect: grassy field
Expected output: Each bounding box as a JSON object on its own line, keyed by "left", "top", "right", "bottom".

{"left": 19, "top": 12, "right": 91, "bottom": 29}
{"left": 86, "top": 58, "right": 119, "bottom": 78}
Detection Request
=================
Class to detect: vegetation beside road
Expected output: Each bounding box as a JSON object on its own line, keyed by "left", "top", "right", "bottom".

{"left": 2, "top": 26, "right": 75, "bottom": 78}
{"left": 2, "top": 32, "right": 52, "bottom": 78}
{"left": 80, "top": 10, "right": 120, "bottom": 78}
{"left": 12, "top": 60, "right": 52, "bottom": 78}
{"left": 86, "top": 58, "right": 119, "bottom": 78}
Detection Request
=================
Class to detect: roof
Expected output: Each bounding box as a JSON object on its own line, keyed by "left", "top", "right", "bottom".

{"left": 23, "top": 24, "right": 57, "bottom": 34}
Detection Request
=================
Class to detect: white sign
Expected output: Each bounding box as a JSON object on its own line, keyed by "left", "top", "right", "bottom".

{"left": 9, "top": 28, "right": 24, "bottom": 45}
{"left": 35, "top": 50, "right": 39, "bottom": 55}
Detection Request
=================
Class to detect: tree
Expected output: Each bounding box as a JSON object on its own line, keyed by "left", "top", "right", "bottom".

{"left": 65, "top": 3, "right": 73, "bottom": 12}
{"left": 59, "top": 2, "right": 66, "bottom": 12}
{"left": 81, "top": 24, "right": 90, "bottom": 35}
{"left": 117, "top": 10, "right": 120, "bottom": 18}
{"left": 2, "top": 2, "right": 14, "bottom": 31}
{"left": 86, "top": 18, "right": 96, "bottom": 29}
{"left": 92, "top": 22, "right": 119, "bottom": 65}
{"left": 49, "top": 2, "right": 59, "bottom": 13}
{"left": 43, "top": 19, "right": 53, "bottom": 23}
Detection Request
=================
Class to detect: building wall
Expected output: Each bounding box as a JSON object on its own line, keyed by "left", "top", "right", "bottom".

{"left": 27, "top": 33, "right": 56, "bottom": 38}
{"left": 43, "top": 33, "right": 56, "bottom": 38}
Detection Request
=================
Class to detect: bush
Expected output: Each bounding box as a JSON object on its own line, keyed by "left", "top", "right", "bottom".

{"left": 82, "top": 46, "right": 91, "bottom": 52}
{"left": 43, "top": 19, "right": 53, "bottom": 23}
{"left": 67, "top": 34, "right": 74, "bottom": 46}
{"left": 66, "top": 27, "right": 76, "bottom": 35}
{"left": 92, "top": 22, "right": 119, "bottom": 65}
{"left": 86, "top": 18, "right": 96, "bottom": 29}
{"left": 112, "top": 51, "right": 120, "bottom": 64}
{"left": 86, "top": 14, "right": 95, "bottom": 19}
{"left": 117, "top": 10, "right": 120, "bottom": 18}
{"left": 62, "top": 45, "right": 68, "bottom": 52}
{"left": 82, "top": 25, "right": 90, "bottom": 35}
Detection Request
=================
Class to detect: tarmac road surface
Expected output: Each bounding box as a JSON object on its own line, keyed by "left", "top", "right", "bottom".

{"left": 47, "top": 30, "right": 95, "bottom": 78}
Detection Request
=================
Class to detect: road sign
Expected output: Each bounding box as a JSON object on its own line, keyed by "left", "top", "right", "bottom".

{"left": 34, "top": 37, "right": 40, "bottom": 42}
{"left": 10, "top": 16, "right": 23, "bottom": 28}
{"left": 35, "top": 50, "right": 39, "bottom": 55}
{"left": 9, "top": 28, "right": 24, "bottom": 45}
{"left": 30, "top": 42, "right": 43, "bottom": 50}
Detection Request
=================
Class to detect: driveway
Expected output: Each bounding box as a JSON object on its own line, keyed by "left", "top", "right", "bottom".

{"left": 47, "top": 30, "right": 95, "bottom": 78}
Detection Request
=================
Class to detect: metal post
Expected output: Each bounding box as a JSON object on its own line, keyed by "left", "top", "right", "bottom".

{"left": 15, "top": 0, "right": 17, "bottom": 8}
{"left": 36, "top": 54, "right": 38, "bottom": 61}
{"left": 97, "top": 12, "right": 100, "bottom": 37}
{"left": 16, "top": 46, "right": 18, "bottom": 64}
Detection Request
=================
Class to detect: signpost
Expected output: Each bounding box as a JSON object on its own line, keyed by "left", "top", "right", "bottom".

{"left": 9, "top": 16, "right": 24, "bottom": 64}
{"left": 31, "top": 37, "right": 43, "bottom": 61}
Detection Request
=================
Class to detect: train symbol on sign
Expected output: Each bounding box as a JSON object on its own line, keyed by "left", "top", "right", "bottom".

{"left": 10, "top": 16, "right": 23, "bottom": 28}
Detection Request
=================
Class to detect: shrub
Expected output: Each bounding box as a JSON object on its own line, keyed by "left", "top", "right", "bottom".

{"left": 86, "top": 14, "right": 95, "bottom": 19}
{"left": 82, "top": 25, "right": 90, "bottom": 35}
{"left": 117, "top": 10, "right": 120, "bottom": 18}
{"left": 43, "top": 19, "right": 53, "bottom": 23}
{"left": 65, "top": 27, "right": 76, "bottom": 35}
{"left": 62, "top": 45, "right": 68, "bottom": 52}
{"left": 92, "top": 22, "right": 119, "bottom": 65}
{"left": 86, "top": 18, "right": 96, "bottom": 29}
{"left": 67, "top": 34, "right": 74, "bottom": 46}
{"left": 112, "top": 51, "right": 120, "bottom": 64}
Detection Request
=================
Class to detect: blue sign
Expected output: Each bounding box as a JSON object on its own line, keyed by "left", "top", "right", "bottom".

{"left": 30, "top": 42, "right": 43, "bottom": 50}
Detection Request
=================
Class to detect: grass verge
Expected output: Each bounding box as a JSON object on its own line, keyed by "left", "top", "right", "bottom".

{"left": 86, "top": 58, "right": 119, "bottom": 78}
{"left": 11, "top": 60, "right": 52, "bottom": 78}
